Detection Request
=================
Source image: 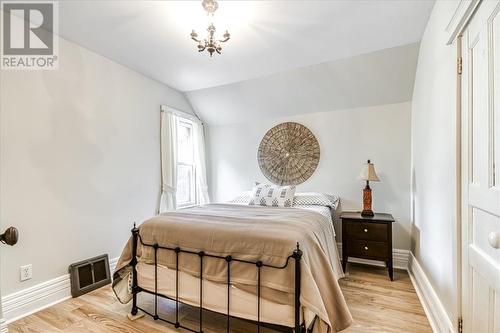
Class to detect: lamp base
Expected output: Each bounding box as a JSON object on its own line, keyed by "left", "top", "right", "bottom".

{"left": 361, "top": 209, "right": 374, "bottom": 217}
{"left": 362, "top": 182, "right": 374, "bottom": 217}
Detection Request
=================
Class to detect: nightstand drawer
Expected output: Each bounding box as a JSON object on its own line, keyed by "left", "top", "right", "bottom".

{"left": 348, "top": 240, "right": 388, "bottom": 260}
{"left": 348, "top": 222, "right": 387, "bottom": 241}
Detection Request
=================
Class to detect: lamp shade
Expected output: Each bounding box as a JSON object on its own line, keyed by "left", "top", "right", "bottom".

{"left": 359, "top": 160, "right": 380, "bottom": 182}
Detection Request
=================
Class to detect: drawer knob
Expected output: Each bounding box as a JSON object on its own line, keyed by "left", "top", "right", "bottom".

{"left": 364, "top": 229, "right": 368, "bottom": 233}
{"left": 488, "top": 231, "right": 500, "bottom": 249}
{"left": 364, "top": 246, "right": 368, "bottom": 250}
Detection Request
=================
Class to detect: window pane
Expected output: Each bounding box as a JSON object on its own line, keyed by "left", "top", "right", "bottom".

{"left": 175, "top": 118, "right": 197, "bottom": 207}
{"left": 177, "top": 122, "right": 193, "bottom": 164}
{"left": 177, "top": 164, "right": 193, "bottom": 205}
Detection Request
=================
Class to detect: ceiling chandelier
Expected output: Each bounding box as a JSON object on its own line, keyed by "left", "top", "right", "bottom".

{"left": 190, "top": 0, "right": 230, "bottom": 57}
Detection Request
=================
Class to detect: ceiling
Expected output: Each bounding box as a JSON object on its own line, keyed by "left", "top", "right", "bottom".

{"left": 188, "top": 43, "right": 420, "bottom": 125}
{"left": 59, "top": 1, "right": 434, "bottom": 92}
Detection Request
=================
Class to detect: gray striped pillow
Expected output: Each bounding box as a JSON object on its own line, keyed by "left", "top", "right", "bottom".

{"left": 293, "top": 192, "right": 339, "bottom": 209}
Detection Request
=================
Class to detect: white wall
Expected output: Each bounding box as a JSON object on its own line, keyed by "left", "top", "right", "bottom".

{"left": 0, "top": 36, "right": 194, "bottom": 297}
{"left": 410, "top": 0, "right": 459, "bottom": 324}
{"left": 206, "top": 102, "right": 412, "bottom": 250}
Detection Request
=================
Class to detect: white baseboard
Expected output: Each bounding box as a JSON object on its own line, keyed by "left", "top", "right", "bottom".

{"left": 0, "top": 318, "right": 8, "bottom": 333}
{"left": 336, "top": 243, "right": 409, "bottom": 270}
{"left": 2, "top": 274, "right": 71, "bottom": 323}
{"left": 2, "top": 257, "right": 118, "bottom": 324}
{"left": 407, "top": 252, "right": 454, "bottom": 333}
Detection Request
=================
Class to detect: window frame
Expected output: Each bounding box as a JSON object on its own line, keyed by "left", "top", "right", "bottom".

{"left": 176, "top": 118, "right": 198, "bottom": 208}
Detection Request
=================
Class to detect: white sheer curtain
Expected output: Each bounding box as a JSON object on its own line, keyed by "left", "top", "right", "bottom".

{"left": 193, "top": 121, "right": 210, "bottom": 204}
{"left": 158, "top": 110, "right": 178, "bottom": 213}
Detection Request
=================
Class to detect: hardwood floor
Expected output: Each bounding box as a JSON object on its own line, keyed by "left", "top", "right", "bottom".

{"left": 8, "top": 263, "right": 431, "bottom": 333}
{"left": 339, "top": 264, "right": 431, "bottom": 333}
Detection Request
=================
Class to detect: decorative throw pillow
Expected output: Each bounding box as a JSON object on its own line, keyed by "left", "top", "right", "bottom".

{"left": 293, "top": 192, "right": 340, "bottom": 209}
{"left": 249, "top": 182, "right": 296, "bottom": 208}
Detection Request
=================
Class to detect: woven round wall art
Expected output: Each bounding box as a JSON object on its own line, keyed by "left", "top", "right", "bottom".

{"left": 258, "top": 122, "right": 320, "bottom": 185}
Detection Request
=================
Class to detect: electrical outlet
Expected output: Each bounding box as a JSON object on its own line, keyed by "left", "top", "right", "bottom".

{"left": 20, "top": 264, "right": 32, "bottom": 282}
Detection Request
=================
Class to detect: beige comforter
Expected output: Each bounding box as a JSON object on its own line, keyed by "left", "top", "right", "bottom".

{"left": 113, "top": 204, "right": 352, "bottom": 332}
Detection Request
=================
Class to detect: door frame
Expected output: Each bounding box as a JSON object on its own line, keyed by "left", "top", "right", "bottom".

{"left": 459, "top": 26, "right": 469, "bottom": 333}
{"left": 456, "top": 33, "right": 464, "bottom": 333}
{"left": 445, "top": 0, "right": 482, "bottom": 331}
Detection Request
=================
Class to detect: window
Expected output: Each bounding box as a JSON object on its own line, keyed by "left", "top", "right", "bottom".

{"left": 176, "top": 118, "right": 197, "bottom": 207}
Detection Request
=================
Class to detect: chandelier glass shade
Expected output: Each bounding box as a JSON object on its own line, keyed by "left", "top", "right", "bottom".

{"left": 191, "top": 0, "right": 230, "bottom": 57}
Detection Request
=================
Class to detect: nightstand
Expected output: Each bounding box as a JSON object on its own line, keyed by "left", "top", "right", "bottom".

{"left": 340, "top": 211, "right": 395, "bottom": 280}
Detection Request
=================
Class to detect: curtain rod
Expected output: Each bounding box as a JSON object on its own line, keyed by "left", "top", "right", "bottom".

{"left": 160, "top": 105, "right": 202, "bottom": 124}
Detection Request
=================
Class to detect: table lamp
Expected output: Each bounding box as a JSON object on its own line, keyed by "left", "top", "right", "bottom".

{"left": 359, "top": 159, "right": 380, "bottom": 217}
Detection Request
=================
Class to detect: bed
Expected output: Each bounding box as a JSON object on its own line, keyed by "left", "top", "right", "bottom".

{"left": 112, "top": 197, "right": 352, "bottom": 333}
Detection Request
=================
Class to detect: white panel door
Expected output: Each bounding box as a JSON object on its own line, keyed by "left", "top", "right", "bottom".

{"left": 462, "top": 1, "right": 500, "bottom": 333}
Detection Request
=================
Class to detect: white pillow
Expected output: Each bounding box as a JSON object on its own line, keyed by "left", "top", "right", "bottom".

{"left": 293, "top": 192, "right": 340, "bottom": 210}
{"left": 228, "top": 191, "right": 252, "bottom": 204}
{"left": 249, "top": 182, "right": 296, "bottom": 208}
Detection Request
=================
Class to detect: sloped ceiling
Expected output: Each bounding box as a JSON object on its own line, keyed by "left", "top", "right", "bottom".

{"left": 58, "top": 1, "right": 433, "bottom": 92}
{"left": 187, "top": 43, "right": 420, "bottom": 125}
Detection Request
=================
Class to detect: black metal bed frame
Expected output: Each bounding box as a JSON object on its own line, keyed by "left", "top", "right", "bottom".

{"left": 129, "top": 224, "right": 306, "bottom": 333}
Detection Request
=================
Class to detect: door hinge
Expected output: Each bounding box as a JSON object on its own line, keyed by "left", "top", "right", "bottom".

{"left": 457, "top": 57, "right": 463, "bottom": 75}
{"left": 458, "top": 317, "right": 463, "bottom": 333}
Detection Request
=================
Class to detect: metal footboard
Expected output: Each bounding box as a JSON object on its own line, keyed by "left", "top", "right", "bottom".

{"left": 129, "top": 224, "right": 306, "bottom": 332}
